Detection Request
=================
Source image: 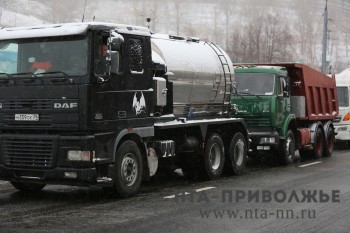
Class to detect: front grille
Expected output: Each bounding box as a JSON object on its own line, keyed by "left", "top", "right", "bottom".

{"left": 3, "top": 99, "right": 52, "bottom": 110}
{"left": 244, "top": 116, "right": 271, "bottom": 127}
{"left": 2, "top": 137, "right": 56, "bottom": 169}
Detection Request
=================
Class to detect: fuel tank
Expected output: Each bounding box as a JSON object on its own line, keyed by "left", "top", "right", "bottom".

{"left": 151, "top": 34, "right": 234, "bottom": 118}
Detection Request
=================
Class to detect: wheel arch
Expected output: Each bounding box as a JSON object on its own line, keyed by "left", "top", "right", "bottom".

{"left": 113, "top": 127, "right": 154, "bottom": 180}
{"left": 280, "top": 115, "right": 297, "bottom": 139}
{"left": 308, "top": 121, "right": 325, "bottom": 144}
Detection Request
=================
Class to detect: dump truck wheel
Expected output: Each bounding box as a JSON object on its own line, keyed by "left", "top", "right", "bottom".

{"left": 11, "top": 181, "right": 45, "bottom": 192}
{"left": 114, "top": 140, "right": 143, "bottom": 197}
{"left": 227, "top": 132, "right": 247, "bottom": 175}
{"left": 204, "top": 133, "right": 225, "bottom": 180}
{"left": 279, "top": 130, "right": 296, "bottom": 165}
{"left": 323, "top": 127, "right": 334, "bottom": 157}
{"left": 312, "top": 127, "right": 324, "bottom": 159}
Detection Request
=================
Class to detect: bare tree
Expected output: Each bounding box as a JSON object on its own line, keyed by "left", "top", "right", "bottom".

{"left": 216, "top": 0, "right": 236, "bottom": 50}
{"left": 0, "top": 0, "right": 7, "bottom": 25}
{"left": 292, "top": 0, "right": 321, "bottom": 66}
{"left": 230, "top": 13, "right": 294, "bottom": 63}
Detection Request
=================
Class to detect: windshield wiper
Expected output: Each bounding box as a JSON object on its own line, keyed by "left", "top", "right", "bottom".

{"left": 0, "top": 72, "right": 13, "bottom": 78}
{"left": 237, "top": 91, "right": 262, "bottom": 98}
{"left": 11, "top": 72, "right": 38, "bottom": 78}
{"left": 36, "top": 71, "right": 70, "bottom": 78}
{"left": 238, "top": 91, "right": 253, "bottom": 95}
{"left": 35, "top": 71, "right": 72, "bottom": 84}
{"left": 0, "top": 73, "right": 13, "bottom": 84}
{"left": 10, "top": 72, "right": 45, "bottom": 85}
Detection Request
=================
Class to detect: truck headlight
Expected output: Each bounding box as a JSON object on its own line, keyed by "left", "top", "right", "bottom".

{"left": 260, "top": 137, "right": 276, "bottom": 144}
{"left": 337, "top": 126, "right": 348, "bottom": 131}
{"left": 67, "top": 150, "right": 94, "bottom": 161}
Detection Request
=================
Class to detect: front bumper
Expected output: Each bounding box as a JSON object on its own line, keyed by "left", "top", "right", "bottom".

{"left": 249, "top": 131, "right": 280, "bottom": 151}
{"left": 334, "top": 125, "right": 350, "bottom": 141}
{"left": 0, "top": 165, "right": 97, "bottom": 186}
{"left": 0, "top": 133, "right": 98, "bottom": 186}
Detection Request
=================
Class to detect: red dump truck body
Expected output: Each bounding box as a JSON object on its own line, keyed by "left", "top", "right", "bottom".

{"left": 261, "top": 63, "right": 339, "bottom": 121}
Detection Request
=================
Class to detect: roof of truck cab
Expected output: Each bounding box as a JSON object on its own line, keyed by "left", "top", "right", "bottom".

{"left": 0, "top": 22, "right": 151, "bottom": 40}
{"left": 234, "top": 66, "right": 288, "bottom": 76}
{"left": 335, "top": 68, "right": 350, "bottom": 86}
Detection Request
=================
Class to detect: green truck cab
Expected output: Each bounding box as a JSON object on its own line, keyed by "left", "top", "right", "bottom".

{"left": 231, "top": 64, "right": 338, "bottom": 164}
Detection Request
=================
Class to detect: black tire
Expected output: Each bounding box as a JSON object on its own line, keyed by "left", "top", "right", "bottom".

{"left": 203, "top": 133, "right": 225, "bottom": 180}
{"left": 312, "top": 127, "right": 324, "bottom": 159}
{"left": 279, "top": 130, "right": 296, "bottom": 165}
{"left": 11, "top": 181, "right": 45, "bottom": 192}
{"left": 114, "top": 140, "right": 143, "bottom": 197}
{"left": 227, "top": 132, "right": 247, "bottom": 175}
{"left": 323, "top": 127, "right": 335, "bottom": 157}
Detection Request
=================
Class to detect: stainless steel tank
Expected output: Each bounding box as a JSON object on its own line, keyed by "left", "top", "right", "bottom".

{"left": 151, "top": 34, "right": 234, "bottom": 118}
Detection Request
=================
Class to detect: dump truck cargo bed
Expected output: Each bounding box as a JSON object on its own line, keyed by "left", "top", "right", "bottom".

{"left": 260, "top": 63, "right": 338, "bottom": 121}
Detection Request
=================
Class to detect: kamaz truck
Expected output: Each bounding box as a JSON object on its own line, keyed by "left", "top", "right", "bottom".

{"left": 232, "top": 64, "right": 338, "bottom": 164}
{"left": 0, "top": 23, "right": 248, "bottom": 197}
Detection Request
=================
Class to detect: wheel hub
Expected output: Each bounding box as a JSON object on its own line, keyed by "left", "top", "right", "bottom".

{"left": 234, "top": 139, "right": 244, "bottom": 166}
{"left": 209, "top": 143, "right": 221, "bottom": 170}
{"left": 121, "top": 154, "right": 138, "bottom": 186}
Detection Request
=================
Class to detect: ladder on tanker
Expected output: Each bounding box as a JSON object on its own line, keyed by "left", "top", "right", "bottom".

{"left": 207, "top": 42, "right": 233, "bottom": 116}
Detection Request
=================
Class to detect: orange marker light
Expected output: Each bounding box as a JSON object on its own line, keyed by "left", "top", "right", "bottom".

{"left": 343, "top": 113, "right": 350, "bottom": 121}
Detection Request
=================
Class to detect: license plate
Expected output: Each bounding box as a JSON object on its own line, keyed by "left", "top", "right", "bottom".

{"left": 15, "top": 114, "right": 39, "bottom": 121}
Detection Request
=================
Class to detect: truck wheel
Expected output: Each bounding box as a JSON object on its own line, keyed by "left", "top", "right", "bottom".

{"left": 114, "top": 140, "right": 143, "bottom": 197}
{"left": 279, "top": 130, "right": 295, "bottom": 165}
{"left": 204, "top": 133, "right": 225, "bottom": 180}
{"left": 227, "top": 132, "right": 247, "bottom": 175}
{"left": 312, "top": 127, "right": 324, "bottom": 159}
{"left": 11, "top": 181, "right": 45, "bottom": 192}
{"left": 323, "top": 127, "right": 334, "bottom": 157}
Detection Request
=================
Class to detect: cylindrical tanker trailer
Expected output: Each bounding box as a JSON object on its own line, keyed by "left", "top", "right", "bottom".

{"left": 0, "top": 22, "right": 248, "bottom": 197}
{"left": 148, "top": 34, "right": 248, "bottom": 188}
{"left": 151, "top": 34, "right": 233, "bottom": 118}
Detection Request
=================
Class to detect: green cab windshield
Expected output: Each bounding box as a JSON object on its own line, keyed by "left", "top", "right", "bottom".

{"left": 0, "top": 36, "right": 88, "bottom": 77}
{"left": 235, "top": 73, "right": 275, "bottom": 96}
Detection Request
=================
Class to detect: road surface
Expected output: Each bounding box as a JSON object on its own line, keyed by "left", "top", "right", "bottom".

{"left": 0, "top": 149, "right": 349, "bottom": 233}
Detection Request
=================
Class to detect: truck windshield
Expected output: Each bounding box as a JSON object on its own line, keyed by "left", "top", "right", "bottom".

{"left": 235, "top": 73, "right": 275, "bottom": 96}
{"left": 336, "top": 86, "right": 349, "bottom": 107}
{"left": 0, "top": 37, "right": 88, "bottom": 76}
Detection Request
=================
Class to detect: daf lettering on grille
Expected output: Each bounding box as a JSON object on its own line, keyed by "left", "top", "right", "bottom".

{"left": 54, "top": 103, "right": 78, "bottom": 109}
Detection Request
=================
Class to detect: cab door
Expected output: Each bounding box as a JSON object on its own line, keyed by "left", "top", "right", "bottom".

{"left": 276, "top": 76, "right": 291, "bottom": 129}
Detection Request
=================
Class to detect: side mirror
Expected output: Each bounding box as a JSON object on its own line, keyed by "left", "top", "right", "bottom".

{"left": 109, "top": 36, "right": 123, "bottom": 51}
{"left": 110, "top": 51, "right": 120, "bottom": 74}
